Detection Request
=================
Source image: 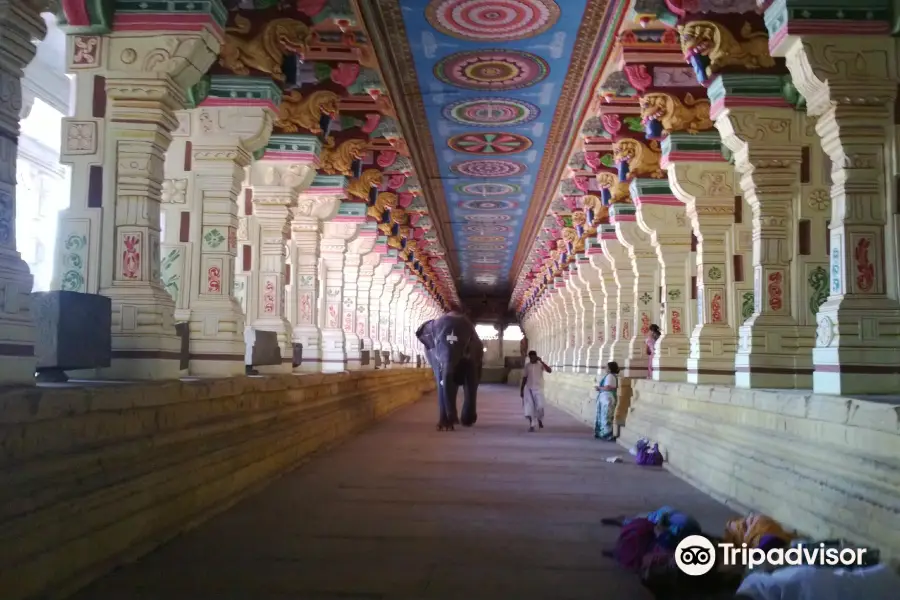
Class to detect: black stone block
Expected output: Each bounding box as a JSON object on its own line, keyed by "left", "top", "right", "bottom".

{"left": 32, "top": 291, "right": 112, "bottom": 378}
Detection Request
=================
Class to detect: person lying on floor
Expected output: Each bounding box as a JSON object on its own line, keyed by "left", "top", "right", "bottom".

{"left": 734, "top": 563, "right": 900, "bottom": 600}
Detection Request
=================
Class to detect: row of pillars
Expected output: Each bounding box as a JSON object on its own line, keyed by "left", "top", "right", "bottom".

{"left": 0, "top": 4, "right": 443, "bottom": 382}
{"left": 522, "top": 28, "right": 900, "bottom": 397}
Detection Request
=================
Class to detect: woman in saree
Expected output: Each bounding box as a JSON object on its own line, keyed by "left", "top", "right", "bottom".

{"left": 646, "top": 324, "right": 660, "bottom": 380}
{"left": 594, "top": 361, "right": 620, "bottom": 440}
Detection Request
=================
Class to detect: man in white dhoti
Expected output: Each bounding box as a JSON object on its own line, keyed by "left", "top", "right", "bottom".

{"left": 520, "top": 350, "right": 552, "bottom": 432}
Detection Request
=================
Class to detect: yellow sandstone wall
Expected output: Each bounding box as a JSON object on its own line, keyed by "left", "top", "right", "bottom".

{"left": 0, "top": 369, "right": 435, "bottom": 600}
{"left": 543, "top": 371, "right": 633, "bottom": 429}
{"left": 619, "top": 380, "right": 900, "bottom": 560}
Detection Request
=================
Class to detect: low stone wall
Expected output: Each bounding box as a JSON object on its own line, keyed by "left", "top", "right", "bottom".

{"left": 620, "top": 380, "right": 900, "bottom": 559}
{"left": 0, "top": 369, "right": 435, "bottom": 600}
{"left": 543, "top": 370, "right": 634, "bottom": 429}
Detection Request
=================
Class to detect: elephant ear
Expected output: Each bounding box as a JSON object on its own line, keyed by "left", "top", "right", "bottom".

{"left": 415, "top": 320, "right": 436, "bottom": 349}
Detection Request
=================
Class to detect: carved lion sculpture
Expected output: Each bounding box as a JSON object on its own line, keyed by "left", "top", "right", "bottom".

{"left": 613, "top": 139, "right": 664, "bottom": 180}
{"left": 275, "top": 90, "right": 340, "bottom": 134}
{"left": 319, "top": 137, "right": 368, "bottom": 176}
{"left": 679, "top": 21, "right": 774, "bottom": 75}
{"left": 596, "top": 172, "right": 633, "bottom": 204}
{"left": 219, "top": 15, "right": 310, "bottom": 81}
{"left": 562, "top": 226, "right": 583, "bottom": 255}
{"left": 348, "top": 169, "right": 383, "bottom": 201}
{"left": 367, "top": 190, "right": 397, "bottom": 222}
{"left": 640, "top": 92, "right": 713, "bottom": 135}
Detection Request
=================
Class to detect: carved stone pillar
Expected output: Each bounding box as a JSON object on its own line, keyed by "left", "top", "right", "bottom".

{"left": 576, "top": 254, "right": 602, "bottom": 372}
{"left": 369, "top": 259, "right": 390, "bottom": 365}
{"left": 390, "top": 276, "right": 411, "bottom": 363}
{"left": 598, "top": 224, "right": 633, "bottom": 366}
{"left": 53, "top": 18, "right": 220, "bottom": 379}
{"left": 666, "top": 138, "right": 738, "bottom": 385}
{"left": 0, "top": 1, "right": 44, "bottom": 383}
{"left": 714, "top": 99, "right": 814, "bottom": 388}
{"left": 542, "top": 289, "right": 557, "bottom": 367}
{"left": 765, "top": 19, "right": 900, "bottom": 393}
{"left": 320, "top": 219, "right": 359, "bottom": 373}
{"left": 161, "top": 88, "right": 278, "bottom": 375}
{"left": 343, "top": 224, "right": 376, "bottom": 370}
{"left": 613, "top": 203, "right": 658, "bottom": 379}
{"left": 559, "top": 270, "right": 577, "bottom": 370}
{"left": 632, "top": 179, "right": 693, "bottom": 381}
{"left": 379, "top": 265, "right": 402, "bottom": 365}
{"left": 586, "top": 242, "right": 611, "bottom": 367}
{"left": 357, "top": 250, "right": 380, "bottom": 369}
{"left": 286, "top": 191, "right": 338, "bottom": 372}
{"left": 566, "top": 262, "right": 587, "bottom": 371}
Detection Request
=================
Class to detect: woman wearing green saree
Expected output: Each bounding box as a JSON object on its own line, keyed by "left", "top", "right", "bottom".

{"left": 594, "top": 361, "right": 620, "bottom": 440}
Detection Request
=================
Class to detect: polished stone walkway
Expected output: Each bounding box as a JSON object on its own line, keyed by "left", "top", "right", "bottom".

{"left": 71, "top": 384, "right": 735, "bottom": 600}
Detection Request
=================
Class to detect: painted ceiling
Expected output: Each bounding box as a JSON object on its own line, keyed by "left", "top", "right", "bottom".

{"left": 384, "top": 0, "right": 616, "bottom": 296}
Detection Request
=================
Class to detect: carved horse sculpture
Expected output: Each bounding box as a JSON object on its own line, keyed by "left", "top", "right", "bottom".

{"left": 416, "top": 313, "right": 483, "bottom": 431}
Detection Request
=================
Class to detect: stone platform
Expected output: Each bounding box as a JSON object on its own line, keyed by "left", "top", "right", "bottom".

{"left": 1, "top": 369, "right": 435, "bottom": 600}
{"left": 63, "top": 384, "right": 734, "bottom": 600}
{"left": 540, "top": 372, "right": 900, "bottom": 562}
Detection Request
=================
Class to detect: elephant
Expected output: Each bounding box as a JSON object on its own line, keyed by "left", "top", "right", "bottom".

{"left": 415, "top": 313, "right": 483, "bottom": 431}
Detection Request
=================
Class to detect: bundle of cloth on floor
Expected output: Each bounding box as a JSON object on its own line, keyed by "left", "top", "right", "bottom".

{"left": 632, "top": 438, "right": 664, "bottom": 466}
{"left": 603, "top": 508, "right": 891, "bottom": 599}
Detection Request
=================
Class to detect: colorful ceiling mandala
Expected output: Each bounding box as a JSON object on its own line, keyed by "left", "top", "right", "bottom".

{"left": 451, "top": 159, "right": 526, "bottom": 177}
{"left": 425, "top": 0, "right": 561, "bottom": 41}
{"left": 443, "top": 98, "right": 540, "bottom": 127}
{"left": 467, "top": 236, "right": 507, "bottom": 243}
{"left": 464, "top": 214, "right": 511, "bottom": 222}
{"left": 434, "top": 49, "right": 549, "bottom": 90}
{"left": 447, "top": 132, "right": 532, "bottom": 154}
{"left": 455, "top": 182, "right": 521, "bottom": 196}
{"left": 458, "top": 199, "right": 519, "bottom": 211}
{"left": 386, "top": 0, "right": 609, "bottom": 293}
{"left": 464, "top": 224, "right": 513, "bottom": 233}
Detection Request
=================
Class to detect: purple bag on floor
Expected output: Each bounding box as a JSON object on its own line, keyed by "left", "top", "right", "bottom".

{"left": 636, "top": 442, "right": 664, "bottom": 466}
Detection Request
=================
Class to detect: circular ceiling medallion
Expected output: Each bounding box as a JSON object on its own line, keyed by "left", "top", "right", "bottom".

{"left": 458, "top": 199, "right": 518, "bottom": 211}
{"left": 467, "top": 235, "right": 507, "bottom": 243}
{"left": 426, "top": 0, "right": 560, "bottom": 41}
{"left": 434, "top": 50, "right": 549, "bottom": 90}
{"left": 448, "top": 132, "right": 532, "bottom": 155}
{"left": 464, "top": 214, "right": 511, "bottom": 222}
{"left": 444, "top": 98, "right": 540, "bottom": 127}
{"left": 456, "top": 182, "right": 522, "bottom": 196}
{"left": 468, "top": 244, "right": 508, "bottom": 251}
{"left": 464, "top": 224, "right": 512, "bottom": 233}
{"left": 451, "top": 159, "right": 525, "bottom": 178}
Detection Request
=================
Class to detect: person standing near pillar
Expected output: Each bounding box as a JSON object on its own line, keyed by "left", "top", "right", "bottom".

{"left": 520, "top": 350, "right": 550, "bottom": 432}
{"left": 594, "top": 361, "right": 620, "bottom": 441}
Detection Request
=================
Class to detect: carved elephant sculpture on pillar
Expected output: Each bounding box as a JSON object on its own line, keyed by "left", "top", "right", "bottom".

{"left": 416, "top": 314, "right": 483, "bottom": 431}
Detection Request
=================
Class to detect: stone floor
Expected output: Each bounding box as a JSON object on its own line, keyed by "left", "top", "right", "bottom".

{"left": 70, "top": 384, "right": 736, "bottom": 600}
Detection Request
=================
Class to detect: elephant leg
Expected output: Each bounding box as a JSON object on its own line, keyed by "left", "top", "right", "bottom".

{"left": 436, "top": 383, "right": 453, "bottom": 431}
{"left": 443, "top": 377, "right": 460, "bottom": 426}
{"left": 460, "top": 359, "right": 479, "bottom": 427}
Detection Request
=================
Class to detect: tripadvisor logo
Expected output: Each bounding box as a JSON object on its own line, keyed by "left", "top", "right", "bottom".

{"left": 674, "top": 535, "right": 868, "bottom": 576}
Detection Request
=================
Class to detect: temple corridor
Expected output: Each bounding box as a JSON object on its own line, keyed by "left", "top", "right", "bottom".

{"left": 66, "top": 385, "right": 733, "bottom": 600}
